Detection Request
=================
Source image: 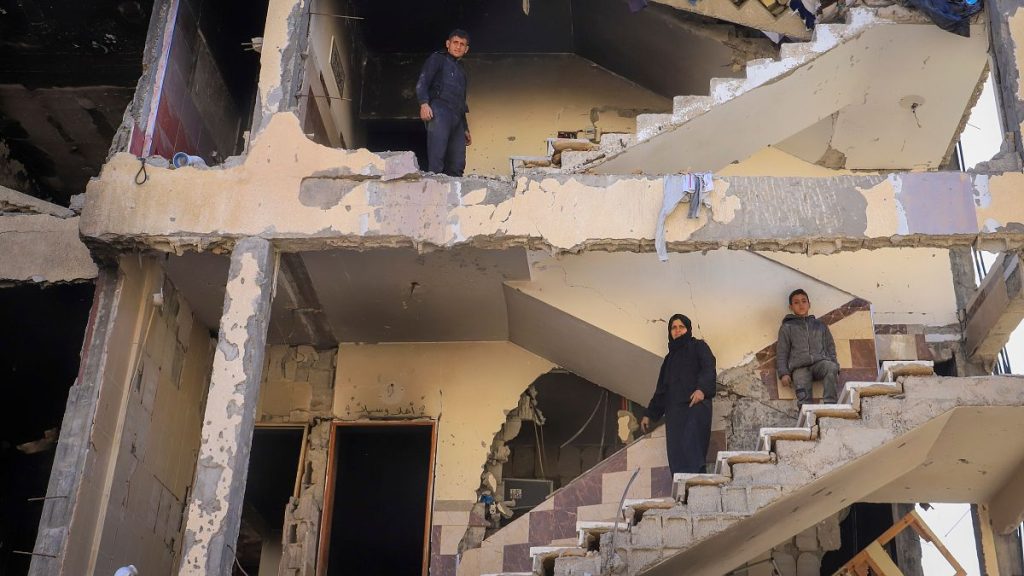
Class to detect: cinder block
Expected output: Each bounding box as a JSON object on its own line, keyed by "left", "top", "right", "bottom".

{"left": 721, "top": 486, "right": 748, "bottom": 514}
{"left": 748, "top": 486, "right": 782, "bottom": 512}
{"left": 661, "top": 514, "right": 693, "bottom": 549}
{"left": 796, "top": 552, "right": 821, "bottom": 576}
{"left": 626, "top": 547, "right": 662, "bottom": 576}
{"left": 693, "top": 515, "right": 738, "bottom": 540}
{"left": 794, "top": 526, "right": 817, "bottom": 551}
{"left": 631, "top": 515, "right": 663, "bottom": 548}
{"left": 686, "top": 486, "right": 722, "bottom": 513}
{"left": 553, "top": 554, "right": 602, "bottom": 576}
{"left": 730, "top": 463, "right": 780, "bottom": 484}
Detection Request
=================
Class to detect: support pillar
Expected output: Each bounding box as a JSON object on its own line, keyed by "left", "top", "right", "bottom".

{"left": 973, "top": 504, "right": 1024, "bottom": 576}
{"left": 178, "top": 238, "right": 276, "bottom": 575}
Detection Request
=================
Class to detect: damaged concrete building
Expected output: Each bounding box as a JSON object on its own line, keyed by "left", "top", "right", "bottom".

{"left": 4, "top": 0, "right": 1024, "bottom": 574}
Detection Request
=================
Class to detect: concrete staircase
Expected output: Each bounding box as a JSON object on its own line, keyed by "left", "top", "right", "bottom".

{"left": 471, "top": 362, "right": 1024, "bottom": 576}
{"left": 509, "top": 6, "right": 987, "bottom": 175}
{"left": 509, "top": 8, "right": 879, "bottom": 177}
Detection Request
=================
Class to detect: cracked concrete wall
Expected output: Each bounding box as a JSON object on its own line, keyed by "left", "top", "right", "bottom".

{"left": 79, "top": 114, "right": 1024, "bottom": 256}
{"left": 50, "top": 256, "right": 214, "bottom": 576}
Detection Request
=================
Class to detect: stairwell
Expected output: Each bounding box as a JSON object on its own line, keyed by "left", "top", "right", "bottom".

{"left": 511, "top": 6, "right": 987, "bottom": 176}
{"left": 460, "top": 362, "right": 1024, "bottom": 576}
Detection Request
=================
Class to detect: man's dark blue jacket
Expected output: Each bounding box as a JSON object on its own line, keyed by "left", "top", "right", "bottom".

{"left": 416, "top": 52, "right": 469, "bottom": 128}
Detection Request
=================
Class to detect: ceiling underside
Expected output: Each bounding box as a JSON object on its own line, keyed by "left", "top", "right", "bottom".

{"left": 0, "top": 0, "right": 153, "bottom": 205}
{"left": 592, "top": 22, "right": 990, "bottom": 173}
{"left": 348, "top": 0, "right": 771, "bottom": 101}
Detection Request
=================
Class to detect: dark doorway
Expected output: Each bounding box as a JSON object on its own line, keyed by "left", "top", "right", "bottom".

{"left": 235, "top": 426, "right": 306, "bottom": 576}
{"left": 0, "top": 283, "right": 95, "bottom": 576}
{"left": 318, "top": 422, "right": 436, "bottom": 576}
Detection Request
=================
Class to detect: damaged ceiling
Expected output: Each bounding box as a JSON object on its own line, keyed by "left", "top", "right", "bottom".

{"left": 353, "top": 0, "right": 772, "bottom": 104}
{"left": 0, "top": 0, "right": 154, "bottom": 205}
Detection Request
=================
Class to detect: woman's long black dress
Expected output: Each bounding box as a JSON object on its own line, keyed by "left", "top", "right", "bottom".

{"left": 644, "top": 322, "right": 717, "bottom": 474}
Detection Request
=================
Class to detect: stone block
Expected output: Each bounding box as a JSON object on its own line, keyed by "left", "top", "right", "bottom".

{"left": 722, "top": 486, "right": 749, "bottom": 514}
{"left": 794, "top": 526, "right": 817, "bottom": 551}
{"left": 630, "top": 515, "right": 663, "bottom": 548}
{"left": 686, "top": 486, "right": 722, "bottom": 513}
{"left": 661, "top": 514, "right": 693, "bottom": 549}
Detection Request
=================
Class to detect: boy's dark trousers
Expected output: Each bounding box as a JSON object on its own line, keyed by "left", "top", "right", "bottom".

{"left": 792, "top": 359, "right": 839, "bottom": 407}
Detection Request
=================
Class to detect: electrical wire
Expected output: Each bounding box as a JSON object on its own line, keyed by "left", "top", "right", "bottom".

{"left": 134, "top": 157, "right": 148, "bottom": 185}
{"left": 559, "top": 390, "right": 607, "bottom": 449}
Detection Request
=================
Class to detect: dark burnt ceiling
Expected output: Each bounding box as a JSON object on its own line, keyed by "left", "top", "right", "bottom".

{"left": 0, "top": 0, "right": 154, "bottom": 206}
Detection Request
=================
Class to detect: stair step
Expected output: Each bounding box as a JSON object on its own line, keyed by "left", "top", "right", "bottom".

{"left": 530, "top": 546, "right": 586, "bottom": 574}
{"left": 797, "top": 403, "right": 860, "bottom": 427}
{"left": 758, "top": 426, "right": 816, "bottom": 451}
{"left": 881, "top": 360, "right": 934, "bottom": 381}
{"left": 635, "top": 113, "right": 675, "bottom": 142}
{"left": 546, "top": 137, "right": 596, "bottom": 156}
{"left": 576, "top": 520, "right": 628, "bottom": 548}
{"left": 671, "top": 473, "right": 731, "bottom": 501}
{"left": 839, "top": 381, "right": 903, "bottom": 410}
{"left": 621, "top": 497, "right": 675, "bottom": 519}
{"left": 709, "top": 77, "right": 747, "bottom": 103}
{"left": 671, "top": 95, "right": 714, "bottom": 124}
{"left": 713, "top": 450, "right": 775, "bottom": 476}
{"left": 559, "top": 150, "right": 605, "bottom": 171}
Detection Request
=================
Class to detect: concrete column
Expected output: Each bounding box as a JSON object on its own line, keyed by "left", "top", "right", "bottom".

{"left": 178, "top": 238, "right": 276, "bottom": 575}
{"left": 891, "top": 504, "right": 924, "bottom": 576}
{"left": 986, "top": 0, "right": 1024, "bottom": 171}
{"left": 973, "top": 504, "right": 1024, "bottom": 576}
{"left": 29, "top": 270, "right": 117, "bottom": 576}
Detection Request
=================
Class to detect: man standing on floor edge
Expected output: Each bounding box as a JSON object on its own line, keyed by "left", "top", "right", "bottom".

{"left": 416, "top": 29, "right": 472, "bottom": 176}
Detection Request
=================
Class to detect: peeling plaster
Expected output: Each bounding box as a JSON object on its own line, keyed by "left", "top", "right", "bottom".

{"left": 859, "top": 177, "right": 902, "bottom": 237}
{"left": 80, "top": 113, "right": 1024, "bottom": 257}
{"left": 179, "top": 244, "right": 272, "bottom": 574}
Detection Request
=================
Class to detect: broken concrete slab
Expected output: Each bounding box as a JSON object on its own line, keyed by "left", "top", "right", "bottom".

{"left": 0, "top": 214, "right": 98, "bottom": 283}
{"left": 79, "top": 137, "right": 1024, "bottom": 257}
{"left": 1, "top": 185, "right": 76, "bottom": 217}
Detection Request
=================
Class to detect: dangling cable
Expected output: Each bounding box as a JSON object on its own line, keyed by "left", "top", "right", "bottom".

{"left": 134, "top": 157, "right": 148, "bottom": 185}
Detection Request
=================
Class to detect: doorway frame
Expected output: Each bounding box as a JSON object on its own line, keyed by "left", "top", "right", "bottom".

{"left": 315, "top": 419, "right": 438, "bottom": 576}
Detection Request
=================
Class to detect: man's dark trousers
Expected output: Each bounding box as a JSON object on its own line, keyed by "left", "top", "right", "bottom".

{"left": 426, "top": 104, "right": 466, "bottom": 176}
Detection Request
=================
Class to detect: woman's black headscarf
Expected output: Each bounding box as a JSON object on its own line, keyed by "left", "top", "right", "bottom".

{"left": 667, "top": 313, "right": 693, "bottom": 352}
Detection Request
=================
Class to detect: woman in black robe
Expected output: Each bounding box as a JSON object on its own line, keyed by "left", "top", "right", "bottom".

{"left": 640, "top": 313, "right": 717, "bottom": 474}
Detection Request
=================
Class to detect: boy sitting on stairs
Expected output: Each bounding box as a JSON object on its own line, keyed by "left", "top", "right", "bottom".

{"left": 776, "top": 289, "right": 840, "bottom": 409}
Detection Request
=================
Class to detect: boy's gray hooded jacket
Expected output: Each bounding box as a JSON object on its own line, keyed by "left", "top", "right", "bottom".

{"left": 776, "top": 314, "right": 837, "bottom": 376}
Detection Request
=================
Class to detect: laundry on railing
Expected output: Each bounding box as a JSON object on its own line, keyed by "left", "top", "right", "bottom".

{"left": 655, "top": 172, "right": 714, "bottom": 262}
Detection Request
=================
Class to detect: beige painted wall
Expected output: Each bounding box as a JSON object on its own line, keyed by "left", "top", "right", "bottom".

{"left": 514, "top": 250, "right": 859, "bottom": 370}
{"left": 67, "top": 257, "right": 214, "bottom": 576}
{"left": 461, "top": 55, "right": 670, "bottom": 175}
{"left": 762, "top": 248, "right": 959, "bottom": 326}
{"left": 333, "top": 342, "right": 554, "bottom": 501}
{"left": 304, "top": 0, "right": 360, "bottom": 148}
